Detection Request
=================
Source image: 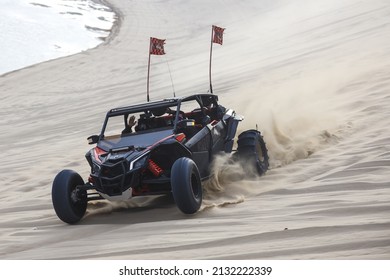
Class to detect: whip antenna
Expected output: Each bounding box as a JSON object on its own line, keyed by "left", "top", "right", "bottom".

{"left": 164, "top": 56, "right": 176, "bottom": 98}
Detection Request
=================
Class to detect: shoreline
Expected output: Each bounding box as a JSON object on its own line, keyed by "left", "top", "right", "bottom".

{"left": 93, "top": 0, "right": 122, "bottom": 46}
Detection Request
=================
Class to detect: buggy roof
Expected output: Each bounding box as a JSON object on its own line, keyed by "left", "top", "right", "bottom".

{"left": 107, "top": 94, "right": 219, "bottom": 117}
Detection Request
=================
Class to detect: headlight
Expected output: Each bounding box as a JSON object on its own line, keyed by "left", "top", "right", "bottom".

{"left": 130, "top": 153, "right": 149, "bottom": 170}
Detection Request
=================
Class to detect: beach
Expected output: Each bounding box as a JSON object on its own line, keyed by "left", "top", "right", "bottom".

{"left": 0, "top": 0, "right": 390, "bottom": 259}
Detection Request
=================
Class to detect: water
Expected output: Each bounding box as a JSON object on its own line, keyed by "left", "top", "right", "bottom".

{"left": 0, "top": 0, "right": 115, "bottom": 75}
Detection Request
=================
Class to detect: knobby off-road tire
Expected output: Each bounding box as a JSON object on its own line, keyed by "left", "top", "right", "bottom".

{"left": 235, "top": 130, "right": 269, "bottom": 176}
{"left": 52, "top": 169, "right": 87, "bottom": 224}
{"left": 171, "top": 157, "right": 202, "bottom": 214}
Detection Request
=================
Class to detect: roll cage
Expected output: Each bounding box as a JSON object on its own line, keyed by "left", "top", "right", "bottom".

{"left": 98, "top": 94, "right": 220, "bottom": 141}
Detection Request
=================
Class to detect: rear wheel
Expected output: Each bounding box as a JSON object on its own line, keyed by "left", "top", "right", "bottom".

{"left": 52, "top": 169, "right": 87, "bottom": 224}
{"left": 234, "top": 130, "right": 269, "bottom": 176}
{"left": 171, "top": 157, "right": 202, "bottom": 214}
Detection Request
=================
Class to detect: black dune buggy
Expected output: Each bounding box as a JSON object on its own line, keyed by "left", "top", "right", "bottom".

{"left": 52, "top": 94, "right": 269, "bottom": 224}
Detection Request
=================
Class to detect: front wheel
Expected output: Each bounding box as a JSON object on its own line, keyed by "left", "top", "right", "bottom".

{"left": 234, "top": 130, "right": 269, "bottom": 176}
{"left": 171, "top": 157, "right": 202, "bottom": 214}
{"left": 52, "top": 169, "right": 87, "bottom": 224}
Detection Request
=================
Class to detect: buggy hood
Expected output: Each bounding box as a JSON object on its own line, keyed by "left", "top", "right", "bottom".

{"left": 97, "top": 128, "right": 174, "bottom": 152}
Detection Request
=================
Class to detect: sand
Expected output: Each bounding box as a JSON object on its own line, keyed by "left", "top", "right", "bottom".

{"left": 0, "top": 0, "right": 390, "bottom": 259}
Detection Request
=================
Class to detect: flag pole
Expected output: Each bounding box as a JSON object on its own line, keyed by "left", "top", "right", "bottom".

{"left": 209, "top": 25, "right": 214, "bottom": 94}
{"left": 147, "top": 37, "right": 152, "bottom": 102}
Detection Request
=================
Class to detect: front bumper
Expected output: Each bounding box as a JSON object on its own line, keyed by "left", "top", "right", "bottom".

{"left": 91, "top": 159, "right": 141, "bottom": 196}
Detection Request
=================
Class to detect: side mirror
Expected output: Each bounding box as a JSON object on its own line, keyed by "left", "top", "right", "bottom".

{"left": 87, "top": 135, "right": 99, "bottom": 145}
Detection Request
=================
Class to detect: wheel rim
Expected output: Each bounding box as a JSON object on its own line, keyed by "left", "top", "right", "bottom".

{"left": 191, "top": 172, "right": 201, "bottom": 199}
{"left": 255, "top": 139, "right": 265, "bottom": 162}
{"left": 70, "top": 188, "right": 86, "bottom": 204}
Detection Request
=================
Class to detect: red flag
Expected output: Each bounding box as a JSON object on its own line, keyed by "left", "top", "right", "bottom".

{"left": 150, "top": 37, "right": 165, "bottom": 55}
{"left": 212, "top": 25, "right": 225, "bottom": 45}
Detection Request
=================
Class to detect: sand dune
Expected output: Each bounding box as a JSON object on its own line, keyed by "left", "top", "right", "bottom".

{"left": 1, "top": 0, "right": 390, "bottom": 259}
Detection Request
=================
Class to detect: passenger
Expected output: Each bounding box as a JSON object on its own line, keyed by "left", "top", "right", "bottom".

{"left": 122, "top": 115, "right": 137, "bottom": 134}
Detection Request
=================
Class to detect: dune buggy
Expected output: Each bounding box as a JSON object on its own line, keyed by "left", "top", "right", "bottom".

{"left": 52, "top": 94, "right": 269, "bottom": 224}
